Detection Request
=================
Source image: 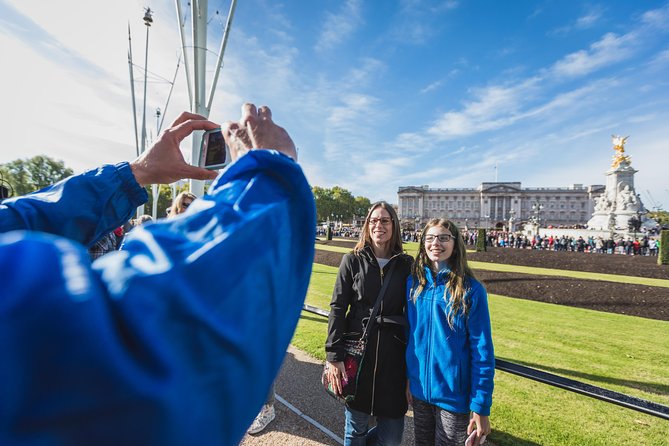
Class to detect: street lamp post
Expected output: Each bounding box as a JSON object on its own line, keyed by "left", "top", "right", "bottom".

{"left": 531, "top": 202, "right": 544, "bottom": 227}
{"left": 151, "top": 107, "right": 161, "bottom": 219}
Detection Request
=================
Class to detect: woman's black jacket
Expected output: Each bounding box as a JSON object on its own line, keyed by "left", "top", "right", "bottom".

{"left": 325, "top": 246, "right": 413, "bottom": 418}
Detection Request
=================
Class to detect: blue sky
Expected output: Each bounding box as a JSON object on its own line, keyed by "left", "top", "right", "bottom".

{"left": 1, "top": 0, "right": 668, "bottom": 210}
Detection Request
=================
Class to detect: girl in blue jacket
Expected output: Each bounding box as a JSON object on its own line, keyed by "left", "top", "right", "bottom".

{"left": 406, "top": 219, "right": 495, "bottom": 446}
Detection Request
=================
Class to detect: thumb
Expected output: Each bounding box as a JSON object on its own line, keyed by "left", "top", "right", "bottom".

{"left": 180, "top": 165, "right": 219, "bottom": 181}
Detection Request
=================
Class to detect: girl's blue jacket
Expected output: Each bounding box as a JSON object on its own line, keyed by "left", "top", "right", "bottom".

{"left": 0, "top": 150, "right": 315, "bottom": 445}
{"left": 406, "top": 267, "right": 495, "bottom": 416}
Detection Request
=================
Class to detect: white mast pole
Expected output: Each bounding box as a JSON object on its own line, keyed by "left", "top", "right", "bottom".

{"left": 175, "top": 1, "right": 193, "bottom": 107}
{"left": 206, "top": 0, "right": 237, "bottom": 112}
{"left": 189, "top": 0, "right": 208, "bottom": 198}
{"left": 127, "top": 24, "right": 140, "bottom": 158}
{"left": 183, "top": 0, "right": 236, "bottom": 198}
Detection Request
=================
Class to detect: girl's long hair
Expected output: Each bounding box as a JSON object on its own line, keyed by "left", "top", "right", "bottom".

{"left": 168, "top": 192, "right": 197, "bottom": 218}
{"left": 354, "top": 201, "right": 403, "bottom": 255}
{"left": 411, "top": 218, "right": 476, "bottom": 328}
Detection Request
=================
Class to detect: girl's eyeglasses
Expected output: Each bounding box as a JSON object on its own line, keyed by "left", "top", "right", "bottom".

{"left": 425, "top": 234, "right": 454, "bottom": 243}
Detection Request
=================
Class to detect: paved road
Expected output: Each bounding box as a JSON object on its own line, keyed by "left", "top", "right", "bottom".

{"left": 240, "top": 346, "right": 417, "bottom": 446}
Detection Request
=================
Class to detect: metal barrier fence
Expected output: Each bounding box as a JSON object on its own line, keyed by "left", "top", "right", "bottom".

{"left": 302, "top": 304, "right": 669, "bottom": 421}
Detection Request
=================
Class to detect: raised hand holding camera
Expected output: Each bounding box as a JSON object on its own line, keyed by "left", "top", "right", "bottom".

{"left": 222, "top": 103, "right": 297, "bottom": 162}
{"left": 131, "top": 111, "right": 218, "bottom": 186}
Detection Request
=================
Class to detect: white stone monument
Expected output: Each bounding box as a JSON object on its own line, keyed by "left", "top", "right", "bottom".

{"left": 587, "top": 135, "right": 652, "bottom": 231}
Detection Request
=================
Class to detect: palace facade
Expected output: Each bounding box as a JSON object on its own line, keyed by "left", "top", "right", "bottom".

{"left": 398, "top": 182, "right": 606, "bottom": 230}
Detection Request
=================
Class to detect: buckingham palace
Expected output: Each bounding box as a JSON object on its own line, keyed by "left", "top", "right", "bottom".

{"left": 398, "top": 182, "right": 606, "bottom": 230}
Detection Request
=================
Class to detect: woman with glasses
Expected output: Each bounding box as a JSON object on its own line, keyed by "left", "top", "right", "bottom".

{"left": 406, "top": 219, "right": 494, "bottom": 446}
{"left": 168, "top": 192, "right": 197, "bottom": 218}
{"left": 325, "top": 201, "right": 413, "bottom": 446}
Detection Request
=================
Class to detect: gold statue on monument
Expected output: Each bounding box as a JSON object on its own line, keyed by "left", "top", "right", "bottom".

{"left": 611, "top": 134, "right": 631, "bottom": 168}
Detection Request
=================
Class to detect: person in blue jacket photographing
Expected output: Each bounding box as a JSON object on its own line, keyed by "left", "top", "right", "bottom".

{"left": 406, "top": 219, "right": 495, "bottom": 446}
{"left": 0, "top": 103, "right": 315, "bottom": 446}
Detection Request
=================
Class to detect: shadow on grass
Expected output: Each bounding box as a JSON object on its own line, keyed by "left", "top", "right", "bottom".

{"left": 483, "top": 276, "right": 582, "bottom": 283}
{"left": 489, "top": 431, "right": 541, "bottom": 446}
{"left": 497, "top": 357, "right": 669, "bottom": 398}
{"left": 312, "top": 269, "right": 338, "bottom": 276}
{"left": 300, "top": 313, "right": 329, "bottom": 324}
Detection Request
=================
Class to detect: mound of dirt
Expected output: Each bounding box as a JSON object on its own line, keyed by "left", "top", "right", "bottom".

{"left": 314, "top": 242, "right": 669, "bottom": 321}
{"left": 468, "top": 247, "right": 667, "bottom": 280}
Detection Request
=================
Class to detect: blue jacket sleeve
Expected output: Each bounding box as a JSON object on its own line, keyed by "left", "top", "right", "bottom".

{"left": 0, "top": 150, "right": 315, "bottom": 446}
{"left": 467, "top": 281, "right": 495, "bottom": 416}
{"left": 0, "top": 162, "right": 148, "bottom": 247}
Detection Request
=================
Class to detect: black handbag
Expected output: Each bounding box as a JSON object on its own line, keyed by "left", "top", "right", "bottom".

{"left": 322, "top": 261, "right": 397, "bottom": 403}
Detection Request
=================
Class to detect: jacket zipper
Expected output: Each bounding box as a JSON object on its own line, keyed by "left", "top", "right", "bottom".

{"left": 370, "top": 267, "right": 383, "bottom": 415}
{"left": 369, "top": 252, "right": 401, "bottom": 415}
{"left": 426, "top": 276, "right": 434, "bottom": 401}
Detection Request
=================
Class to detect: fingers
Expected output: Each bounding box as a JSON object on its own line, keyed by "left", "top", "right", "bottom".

{"left": 167, "top": 118, "right": 220, "bottom": 143}
{"left": 179, "top": 165, "right": 218, "bottom": 181}
{"left": 239, "top": 102, "right": 258, "bottom": 128}
{"left": 258, "top": 105, "right": 272, "bottom": 122}
{"left": 326, "top": 362, "right": 345, "bottom": 396}
{"left": 168, "top": 111, "right": 207, "bottom": 129}
{"left": 332, "top": 368, "right": 342, "bottom": 395}
{"left": 240, "top": 103, "right": 272, "bottom": 149}
{"left": 326, "top": 370, "right": 339, "bottom": 395}
{"left": 222, "top": 121, "right": 252, "bottom": 149}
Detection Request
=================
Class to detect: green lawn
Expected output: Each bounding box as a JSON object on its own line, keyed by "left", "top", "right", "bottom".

{"left": 293, "top": 262, "right": 669, "bottom": 446}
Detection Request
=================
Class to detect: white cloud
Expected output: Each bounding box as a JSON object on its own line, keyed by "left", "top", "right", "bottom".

{"left": 314, "top": 0, "right": 363, "bottom": 52}
{"left": 420, "top": 80, "right": 444, "bottom": 94}
{"left": 640, "top": 2, "right": 669, "bottom": 30}
{"left": 550, "top": 32, "right": 636, "bottom": 78}
{"left": 425, "top": 79, "right": 539, "bottom": 139}
{"left": 575, "top": 9, "right": 603, "bottom": 29}
{"left": 551, "top": 6, "right": 604, "bottom": 35}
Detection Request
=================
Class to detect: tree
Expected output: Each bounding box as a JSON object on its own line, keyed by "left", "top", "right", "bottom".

{"left": 312, "top": 186, "right": 372, "bottom": 224}
{"left": 144, "top": 184, "right": 189, "bottom": 219}
{"left": 628, "top": 215, "right": 642, "bottom": 239}
{"left": 659, "top": 230, "right": 668, "bottom": 266}
{"left": 476, "top": 228, "right": 487, "bottom": 252}
{"left": 648, "top": 211, "right": 669, "bottom": 228}
{"left": 353, "top": 196, "right": 372, "bottom": 219}
{"left": 0, "top": 156, "right": 73, "bottom": 196}
{"left": 312, "top": 186, "right": 335, "bottom": 222}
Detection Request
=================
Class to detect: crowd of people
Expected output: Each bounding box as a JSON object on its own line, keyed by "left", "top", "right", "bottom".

{"left": 460, "top": 230, "right": 660, "bottom": 256}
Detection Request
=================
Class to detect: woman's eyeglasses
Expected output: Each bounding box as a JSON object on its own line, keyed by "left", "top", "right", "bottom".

{"left": 425, "top": 234, "right": 454, "bottom": 243}
{"left": 369, "top": 217, "right": 392, "bottom": 226}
